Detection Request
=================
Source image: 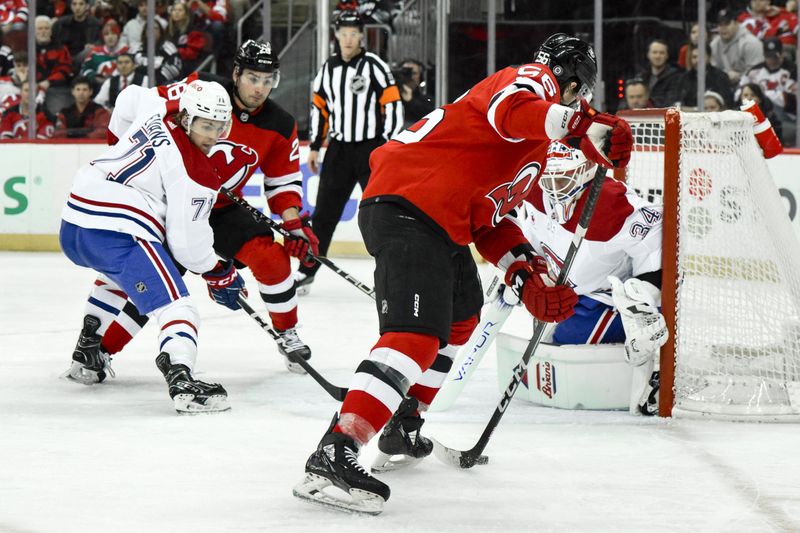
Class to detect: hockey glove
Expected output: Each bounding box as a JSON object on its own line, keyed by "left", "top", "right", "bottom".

{"left": 504, "top": 258, "right": 578, "bottom": 323}
{"left": 281, "top": 214, "right": 320, "bottom": 268}
{"left": 567, "top": 99, "right": 633, "bottom": 169}
{"left": 609, "top": 275, "right": 668, "bottom": 366}
{"left": 202, "top": 260, "right": 247, "bottom": 311}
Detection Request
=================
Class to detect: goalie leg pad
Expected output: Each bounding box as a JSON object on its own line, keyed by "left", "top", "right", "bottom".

{"left": 496, "top": 333, "right": 632, "bottom": 410}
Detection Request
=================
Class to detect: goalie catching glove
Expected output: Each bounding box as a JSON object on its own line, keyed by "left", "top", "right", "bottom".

{"left": 567, "top": 99, "right": 633, "bottom": 169}
{"left": 504, "top": 257, "right": 578, "bottom": 323}
{"left": 202, "top": 259, "right": 248, "bottom": 310}
{"left": 609, "top": 275, "right": 668, "bottom": 366}
{"left": 281, "top": 213, "right": 320, "bottom": 268}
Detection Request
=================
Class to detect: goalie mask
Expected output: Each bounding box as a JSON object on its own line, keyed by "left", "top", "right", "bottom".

{"left": 179, "top": 80, "right": 232, "bottom": 139}
{"left": 541, "top": 141, "right": 597, "bottom": 224}
{"left": 534, "top": 33, "right": 597, "bottom": 105}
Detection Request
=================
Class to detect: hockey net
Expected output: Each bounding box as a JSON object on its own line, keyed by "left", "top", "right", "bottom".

{"left": 617, "top": 109, "right": 800, "bottom": 421}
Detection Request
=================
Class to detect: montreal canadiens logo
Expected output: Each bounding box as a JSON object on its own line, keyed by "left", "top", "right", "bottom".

{"left": 209, "top": 140, "right": 259, "bottom": 187}
{"left": 486, "top": 162, "right": 541, "bottom": 225}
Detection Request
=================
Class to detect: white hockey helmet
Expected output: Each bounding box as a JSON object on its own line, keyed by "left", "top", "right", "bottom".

{"left": 179, "top": 79, "right": 232, "bottom": 139}
{"left": 541, "top": 141, "right": 597, "bottom": 224}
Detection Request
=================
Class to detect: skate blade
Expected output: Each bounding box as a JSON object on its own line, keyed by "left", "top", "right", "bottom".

{"left": 292, "top": 473, "right": 384, "bottom": 516}
{"left": 371, "top": 451, "right": 425, "bottom": 473}
{"left": 60, "top": 362, "right": 102, "bottom": 386}
{"left": 173, "top": 394, "right": 231, "bottom": 414}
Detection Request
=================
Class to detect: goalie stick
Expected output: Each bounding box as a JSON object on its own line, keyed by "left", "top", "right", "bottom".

{"left": 429, "top": 276, "right": 515, "bottom": 412}
{"left": 237, "top": 296, "right": 348, "bottom": 401}
{"left": 221, "top": 188, "right": 376, "bottom": 300}
{"left": 431, "top": 164, "right": 609, "bottom": 469}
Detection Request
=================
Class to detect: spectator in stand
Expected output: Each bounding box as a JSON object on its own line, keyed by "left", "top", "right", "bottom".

{"left": 93, "top": 52, "right": 147, "bottom": 109}
{"left": 133, "top": 18, "right": 181, "bottom": 83}
{"left": 739, "top": 82, "right": 783, "bottom": 139}
{"left": 0, "top": 0, "right": 28, "bottom": 34}
{"left": 0, "top": 50, "right": 26, "bottom": 110}
{"left": 636, "top": 39, "right": 681, "bottom": 107}
{"left": 678, "top": 22, "right": 700, "bottom": 69}
{"left": 737, "top": 0, "right": 798, "bottom": 48}
{"left": 0, "top": 42, "right": 14, "bottom": 76}
{"left": 38, "top": 0, "right": 68, "bottom": 19}
{"left": 81, "top": 19, "right": 128, "bottom": 91}
{"left": 711, "top": 8, "right": 765, "bottom": 87}
{"left": 36, "top": 14, "right": 73, "bottom": 113}
{"left": 51, "top": 0, "right": 102, "bottom": 66}
{"left": 623, "top": 78, "right": 653, "bottom": 109}
{"left": 396, "top": 58, "right": 433, "bottom": 128}
{"left": 0, "top": 80, "right": 55, "bottom": 139}
{"left": 703, "top": 90, "right": 726, "bottom": 111}
{"left": 91, "top": 0, "right": 129, "bottom": 26}
{"left": 186, "top": 0, "right": 227, "bottom": 54}
{"left": 53, "top": 75, "right": 109, "bottom": 138}
{"left": 121, "top": 0, "right": 166, "bottom": 52}
{"left": 676, "top": 43, "right": 734, "bottom": 109}
{"left": 167, "top": 1, "right": 208, "bottom": 76}
{"left": 738, "top": 38, "right": 797, "bottom": 118}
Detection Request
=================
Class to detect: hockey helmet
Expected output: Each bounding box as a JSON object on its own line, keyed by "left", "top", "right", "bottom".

{"left": 541, "top": 141, "right": 597, "bottom": 224}
{"left": 179, "top": 80, "right": 232, "bottom": 139}
{"left": 334, "top": 9, "right": 364, "bottom": 31}
{"left": 234, "top": 39, "right": 280, "bottom": 88}
{"left": 534, "top": 33, "right": 597, "bottom": 104}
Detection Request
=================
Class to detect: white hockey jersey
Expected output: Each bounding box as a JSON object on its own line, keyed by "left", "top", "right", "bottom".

{"left": 521, "top": 175, "right": 663, "bottom": 307}
{"left": 61, "top": 85, "right": 220, "bottom": 274}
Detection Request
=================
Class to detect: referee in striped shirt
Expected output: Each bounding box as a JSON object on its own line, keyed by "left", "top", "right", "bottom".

{"left": 298, "top": 9, "right": 404, "bottom": 293}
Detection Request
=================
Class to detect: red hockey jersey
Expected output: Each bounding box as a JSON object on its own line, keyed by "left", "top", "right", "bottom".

{"left": 156, "top": 73, "right": 302, "bottom": 215}
{"left": 364, "top": 63, "right": 580, "bottom": 254}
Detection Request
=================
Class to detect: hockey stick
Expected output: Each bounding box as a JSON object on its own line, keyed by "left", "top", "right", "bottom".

{"left": 221, "top": 188, "right": 376, "bottom": 300}
{"left": 237, "top": 296, "right": 348, "bottom": 401}
{"left": 429, "top": 276, "right": 515, "bottom": 412}
{"left": 431, "top": 164, "right": 609, "bottom": 469}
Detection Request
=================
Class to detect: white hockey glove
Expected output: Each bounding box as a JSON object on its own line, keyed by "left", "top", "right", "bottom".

{"left": 609, "top": 275, "right": 668, "bottom": 367}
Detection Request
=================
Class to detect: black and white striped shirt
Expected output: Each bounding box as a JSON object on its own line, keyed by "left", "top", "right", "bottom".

{"left": 309, "top": 49, "right": 404, "bottom": 150}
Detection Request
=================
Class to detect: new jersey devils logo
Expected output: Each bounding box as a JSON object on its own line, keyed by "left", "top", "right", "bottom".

{"left": 209, "top": 140, "right": 259, "bottom": 188}
{"left": 486, "top": 162, "right": 542, "bottom": 225}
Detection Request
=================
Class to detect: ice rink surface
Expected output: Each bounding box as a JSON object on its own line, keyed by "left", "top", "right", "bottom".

{"left": 2, "top": 251, "right": 800, "bottom": 533}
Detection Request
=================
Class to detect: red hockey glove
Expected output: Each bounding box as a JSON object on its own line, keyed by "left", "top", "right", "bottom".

{"left": 281, "top": 214, "right": 320, "bottom": 268}
{"left": 567, "top": 99, "right": 633, "bottom": 169}
{"left": 504, "top": 259, "right": 578, "bottom": 323}
{"left": 202, "top": 259, "right": 248, "bottom": 310}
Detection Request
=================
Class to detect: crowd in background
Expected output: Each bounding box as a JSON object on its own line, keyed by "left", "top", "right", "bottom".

{"left": 0, "top": 0, "right": 796, "bottom": 146}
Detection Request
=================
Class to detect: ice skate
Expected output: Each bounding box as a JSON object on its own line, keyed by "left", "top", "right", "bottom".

{"left": 61, "top": 314, "right": 115, "bottom": 385}
{"left": 293, "top": 415, "right": 390, "bottom": 515}
{"left": 276, "top": 327, "right": 311, "bottom": 374}
{"left": 636, "top": 370, "right": 660, "bottom": 416}
{"left": 372, "top": 397, "right": 433, "bottom": 473}
{"left": 295, "top": 271, "right": 314, "bottom": 296}
{"left": 155, "top": 353, "right": 230, "bottom": 414}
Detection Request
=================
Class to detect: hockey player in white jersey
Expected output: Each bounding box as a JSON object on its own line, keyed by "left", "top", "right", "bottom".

{"left": 513, "top": 141, "right": 667, "bottom": 414}
{"left": 59, "top": 80, "right": 247, "bottom": 413}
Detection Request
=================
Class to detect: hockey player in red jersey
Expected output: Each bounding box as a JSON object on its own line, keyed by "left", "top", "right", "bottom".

{"left": 292, "top": 33, "right": 634, "bottom": 514}
{"left": 65, "top": 40, "right": 319, "bottom": 384}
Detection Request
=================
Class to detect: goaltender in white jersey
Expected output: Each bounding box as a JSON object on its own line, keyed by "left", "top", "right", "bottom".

{"left": 59, "top": 81, "right": 249, "bottom": 413}
{"left": 436, "top": 141, "right": 668, "bottom": 415}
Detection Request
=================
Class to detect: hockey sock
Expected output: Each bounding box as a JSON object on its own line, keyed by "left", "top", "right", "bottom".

{"left": 237, "top": 237, "right": 298, "bottom": 331}
{"left": 336, "top": 332, "right": 439, "bottom": 445}
{"left": 152, "top": 298, "right": 200, "bottom": 370}
{"left": 408, "top": 315, "right": 479, "bottom": 409}
{"left": 102, "top": 300, "right": 149, "bottom": 355}
{"left": 84, "top": 275, "right": 129, "bottom": 337}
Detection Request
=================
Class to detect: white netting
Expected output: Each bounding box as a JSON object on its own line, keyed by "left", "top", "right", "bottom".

{"left": 623, "top": 110, "right": 800, "bottom": 421}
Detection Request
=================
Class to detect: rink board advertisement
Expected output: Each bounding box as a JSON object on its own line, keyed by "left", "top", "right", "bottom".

{"left": 0, "top": 143, "right": 365, "bottom": 252}
{"left": 2, "top": 142, "right": 800, "bottom": 250}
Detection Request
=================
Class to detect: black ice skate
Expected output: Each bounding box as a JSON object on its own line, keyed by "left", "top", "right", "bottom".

{"left": 372, "top": 397, "right": 433, "bottom": 473}
{"left": 637, "top": 370, "right": 660, "bottom": 416}
{"left": 61, "top": 315, "right": 115, "bottom": 385}
{"left": 155, "top": 353, "right": 230, "bottom": 414}
{"left": 276, "top": 327, "right": 311, "bottom": 374}
{"left": 293, "top": 415, "right": 390, "bottom": 515}
{"left": 295, "top": 272, "right": 314, "bottom": 296}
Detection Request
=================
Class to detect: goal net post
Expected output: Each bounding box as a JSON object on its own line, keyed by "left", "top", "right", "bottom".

{"left": 618, "top": 108, "right": 800, "bottom": 421}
